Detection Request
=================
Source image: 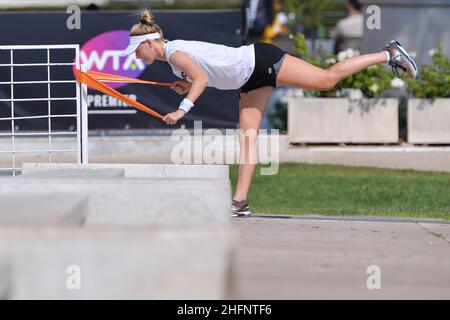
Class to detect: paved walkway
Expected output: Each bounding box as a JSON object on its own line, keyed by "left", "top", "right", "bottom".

{"left": 231, "top": 215, "right": 450, "bottom": 299}
{"left": 4, "top": 136, "right": 450, "bottom": 173}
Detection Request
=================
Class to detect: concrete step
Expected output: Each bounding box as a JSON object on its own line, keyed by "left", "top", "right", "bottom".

{"left": 0, "top": 225, "right": 235, "bottom": 299}
{"left": 21, "top": 168, "right": 125, "bottom": 178}
{"left": 0, "top": 193, "right": 88, "bottom": 226}
{"left": 0, "top": 177, "right": 231, "bottom": 226}
{"left": 22, "top": 163, "right": 229, "bottom": 179}
{"left": 0, "top": 258, "right": 11, "bottom": 299}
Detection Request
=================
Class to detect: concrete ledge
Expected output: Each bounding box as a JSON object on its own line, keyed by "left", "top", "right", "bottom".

{"left": 0, "top": 225, "right": 235, "bottom": 299}
{"left": 8, "top": 138, "right": 450, "bottom": 173}
{"left": 0, "top": 193, "right": 88, "bottom": 226}
{"left": 0, "top": 177, "right": 231, "bottom": 226}
{"left": 282, "top": 146, "right": 450, "bottom": 173}
{"left": 0, "top": 258, "right": 11, "bottom": 299}
{"left": 21, "top": 168, "right": 125, "bottom": 178}
{"left": 22, "top": 163, "right": 229, "bottom": 179}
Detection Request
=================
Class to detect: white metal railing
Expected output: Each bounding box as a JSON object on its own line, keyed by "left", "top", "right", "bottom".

{"left": 0, "top": 44, "right": 88, "bottom": 176}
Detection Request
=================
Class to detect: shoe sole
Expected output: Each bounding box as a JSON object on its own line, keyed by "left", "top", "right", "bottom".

{"left": 231, "top": 207, "right": 250, "bottom": 215}
{"left": 232, "top": 213, "right": 252, "bottom": 218}
{"left": 393, "top": 41, "right": 418, "bottom": 78}
{"left": 230, "top": 210, "right": 252, "bottom": 217}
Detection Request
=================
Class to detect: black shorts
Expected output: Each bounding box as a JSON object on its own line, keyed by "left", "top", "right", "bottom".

{"left": 240, "top": 43, "right": 287, "bottom": 94}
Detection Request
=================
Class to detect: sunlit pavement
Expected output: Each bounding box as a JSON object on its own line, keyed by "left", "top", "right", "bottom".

{"left": 231, "top": 215, "right": 450, "bottom": 299}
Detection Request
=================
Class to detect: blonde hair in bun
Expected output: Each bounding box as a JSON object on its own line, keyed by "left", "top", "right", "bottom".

{"left": 130, "top": 10, "right": 164, "bottom": 39}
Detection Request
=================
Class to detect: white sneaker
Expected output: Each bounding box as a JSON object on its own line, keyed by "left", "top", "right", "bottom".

{"left": 384, "top": 40, "right": 418, "bottom": 78}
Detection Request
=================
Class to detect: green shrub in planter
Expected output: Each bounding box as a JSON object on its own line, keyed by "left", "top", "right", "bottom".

{"left": 291, "top": 33, "right": 395, "bottom": 98}
{"left": 406, "top": 44, "right": 450, "bottom": 99}
{"left": 269, "top": 33, "right": 398, "bottom": 131}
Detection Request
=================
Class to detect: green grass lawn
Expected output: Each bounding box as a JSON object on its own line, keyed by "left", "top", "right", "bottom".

{"left": 229, "top": 163, "right": 450, "bottom": 220}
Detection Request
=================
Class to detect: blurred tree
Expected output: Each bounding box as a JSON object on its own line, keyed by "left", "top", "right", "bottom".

{"left": 280, "top": 0, "right": 334, "bottom": 51}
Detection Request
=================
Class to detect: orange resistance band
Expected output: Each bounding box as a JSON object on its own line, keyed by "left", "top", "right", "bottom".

{"left": 74, "top": 69, "right": 176, "bottom": 120}
{"left": 87, "top": 70, "right": 175, "bottom": 87}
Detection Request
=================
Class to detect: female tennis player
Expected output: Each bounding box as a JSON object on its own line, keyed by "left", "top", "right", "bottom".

{"left": 122, "top": 10, "right": 418, "bottom": 217}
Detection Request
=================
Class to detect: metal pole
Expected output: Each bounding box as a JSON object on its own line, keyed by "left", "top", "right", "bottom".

{"left": 80, "top": 64, "right": 89, "bottom": 164}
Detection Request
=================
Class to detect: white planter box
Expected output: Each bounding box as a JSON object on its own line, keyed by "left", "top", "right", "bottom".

{"left": 408, "top": 98, "right": 450, "bottom": 144}
{"left": 287, "top": 98, "right": 399, "bottom": 144}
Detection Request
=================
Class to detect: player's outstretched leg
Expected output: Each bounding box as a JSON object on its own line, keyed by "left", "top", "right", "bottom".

{"left": 276, "top": 40, "right": 417, "bottom": 90}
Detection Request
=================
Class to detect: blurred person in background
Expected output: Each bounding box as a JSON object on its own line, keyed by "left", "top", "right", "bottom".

{"left": 242, "top": 0, "right": 274, "bottom": 43}
{"left": 261, "top": 0, "right": 292, "bottom": 44}
{"left": 330, "top": 0, "right": 364, "bottom": 54}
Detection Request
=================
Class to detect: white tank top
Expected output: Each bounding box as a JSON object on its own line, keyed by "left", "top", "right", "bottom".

{"left": 163, "top": 40, "right": 255, "bottom": 90}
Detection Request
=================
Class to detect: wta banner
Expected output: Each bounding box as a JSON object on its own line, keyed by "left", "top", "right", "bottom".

{"left": 0, "top": 10, "right": 244, "bottom": 130}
